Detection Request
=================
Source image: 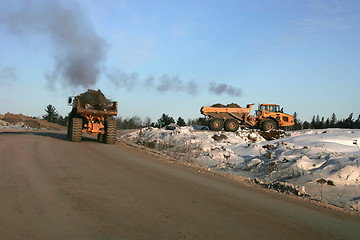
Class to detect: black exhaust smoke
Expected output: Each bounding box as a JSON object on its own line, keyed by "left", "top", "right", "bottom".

{"left": 0, "top": 0, "right": 106, "bottom": 89}
{"left": 0, "top": 0, "right": 241, "bottom": 97}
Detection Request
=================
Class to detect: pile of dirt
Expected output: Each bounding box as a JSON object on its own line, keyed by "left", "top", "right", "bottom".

{"left": 212, "top": 134, "right": 228, "bottom": 141}
{"left": 258, "top": 130, "right": 289, "bottom": 141}
{"left": 1, "top": 113, "right": 66, "bottom": 130}
{"left": 211, "top": 103, "right": 241, "bottom": 108}
{"left": 78, "top": 89, "right": 113, "bottom": 111}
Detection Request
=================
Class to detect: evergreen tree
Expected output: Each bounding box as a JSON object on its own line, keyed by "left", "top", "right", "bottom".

{"left": 319, "top": 117, "right": 325, "bottom": 129}
{"left": 330, "top": 113, "right": 337, "bottom": 127}
{"left": 344, "top": 113, "right": 354, "bottom": 128}
{"left": 310, "top": 116, "right": 316, "bottom": 129}
{"left": 176, "top": 117, "right": 186, "bottom": 126}
{"left": 293, "top": 112, "right": 302, "bottom": 130}
{"left": 158, "top": 113, "right": 175, "bottom": 126}
{"left": 324, "top": 118, "right": 330, "bottom": 129}
{"left": 42, "top": 104, "right": 59, "bottom": 123}
{"left": 355, "top": 114, "right": 360, "bottom": 129}
{"left": 315, "top": 115, "right": 321, "bottom": 129}
{"left": 303, "top": 121, "right": 310, "bottom": 129}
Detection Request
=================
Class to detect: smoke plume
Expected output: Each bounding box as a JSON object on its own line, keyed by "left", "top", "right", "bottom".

{"left": 0, "top": 1, "right": 241, "bottom": 98}
{"left": 0, "top": 67, "right": 18, "bottom": 82}
{"left": 209, "top": 82, "right": 241, "bottom": 97}
{"left": 105, "top": 69, "right": 139, "bottom": 91}
{"left": 155, "top": 74, "right": 198, "bottom": 96}
{"left": 0, "top": 0, "right": 106, "bottom": 89}
{"left": 105, "top": 69, "right": 199, "bottom": 96}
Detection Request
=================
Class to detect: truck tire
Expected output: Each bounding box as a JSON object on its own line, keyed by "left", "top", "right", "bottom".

{"left": 262, "top": 119, "right": 277, "bottom": 131}
{"left": 209, "top": 118, "right": 224, "bottom": 131}
{"left": 71, "top": 118, "right": 83, "bottom": 142}
{"left": 67, "top": 117, "right": 72, "bottom": 140}
{"left": 104, "top": 118, "right": 116, "bottom": 144}
{"left": 224, "top": 119, "right": 239, "bottom": 132}
{"left": 97, "top": 134, "right": 104, "bottom": 143}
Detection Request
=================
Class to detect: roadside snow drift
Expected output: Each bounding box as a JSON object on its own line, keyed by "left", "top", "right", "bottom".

{"left": 124, "top": 127, "right": 360, "bottom": 211}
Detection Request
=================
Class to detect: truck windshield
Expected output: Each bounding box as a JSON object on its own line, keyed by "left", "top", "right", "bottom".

{"left": 260, "top": 104, "right": 281, "bottom": 112}
{"left": 267, "top": 105, "right": 280, "bottom": 112}
{"left": 273, "top": 105, "right": 280, "bottom": 112}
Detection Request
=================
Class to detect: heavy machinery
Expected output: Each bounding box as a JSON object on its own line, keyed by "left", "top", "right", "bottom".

{"left": 200, "top": 103, "right": 294, "bottom": 132}
{"left": 67, "top": 89, "right": 118, "bottom": 143}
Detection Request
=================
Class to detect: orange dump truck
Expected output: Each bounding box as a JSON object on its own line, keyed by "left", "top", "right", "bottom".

{"left": 200, "top": 103, "right": 294, "bottom": 132}
{"left": 67, "top": 89, "right": 118, "bottom": 143}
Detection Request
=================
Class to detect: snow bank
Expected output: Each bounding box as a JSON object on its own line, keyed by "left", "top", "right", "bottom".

{"left": 123, "top": 127, "right": 360, "bottom": 211}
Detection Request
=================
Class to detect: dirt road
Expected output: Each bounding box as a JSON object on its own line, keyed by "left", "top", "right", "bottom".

{"left": 0, "top": 130, "right": 359, "bottom": 240}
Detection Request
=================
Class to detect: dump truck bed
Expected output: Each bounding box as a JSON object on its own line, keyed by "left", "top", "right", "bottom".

{"left": 73, "top": 97, "right": 118, "bottom": 117}
{"left": 201, "top": 104, "right": 253, "bottom": 120}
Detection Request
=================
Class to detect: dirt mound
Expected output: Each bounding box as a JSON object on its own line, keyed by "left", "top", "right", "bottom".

{"left": 210, "top": 103, "right": 241, "bottom": 108}
{"left": 258, "top": 130, "right": 289, "bottom": 141}
{"left": 1, "top": 113, "right": 66, "bottom": 130}
{"left": 226, "top": 103, "right": 241, "bottom": 108}
{"left": 0, "top": 119, "right": 9, "bottom": 126}
{"left": 211, "top": 103, "right": 225, "bottom": 107}
{"left": 78, "top": 89, "right": 112, "bottom": 110}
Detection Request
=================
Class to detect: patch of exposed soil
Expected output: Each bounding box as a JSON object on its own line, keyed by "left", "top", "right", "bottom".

{"left": 1, "top": 113, "right": 66, "bottom": 130}
{"left": 78, "top": 89, "right": 114, "bottom": 111}
{"left": 210, "top": 103, "right": 241, "bottom": 108}
{"left": 258, "top": 130, "right": 290, "bottom": 141}
{"left": 212, "top": 134, "right": 228, "bottom": 141}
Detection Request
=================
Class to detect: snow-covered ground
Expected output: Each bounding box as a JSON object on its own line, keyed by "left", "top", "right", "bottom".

{"left": 123, "top": 127, "right": 360, "bottom": 211}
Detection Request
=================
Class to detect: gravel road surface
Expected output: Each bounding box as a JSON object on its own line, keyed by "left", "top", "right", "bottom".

{"left": 0, "top": 130, "right": 359, "bottom": 239}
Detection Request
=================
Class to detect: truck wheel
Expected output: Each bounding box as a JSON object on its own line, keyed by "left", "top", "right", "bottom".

{"left": 67, "top": 117, "right": 72, "bottom": 140}
{"left": 262, "top": 119, "right": 277, "bottom": 131}
{"left": 97, "top": 134, "right": 104, "bottom": 143}
{"left": 224, "top": 119, "right": 239, "bottom": 132}
{"left": 71, "top": 118, "right": 83, "bottom": 142}
{"left": 104, "top": 118, "right": 116, "bottom": 144}
{"left": 209, "top": 118, "right": 224, "bottom": 131}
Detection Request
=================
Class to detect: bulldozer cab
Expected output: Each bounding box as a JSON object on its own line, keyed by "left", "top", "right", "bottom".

{"left": 258, "top": 104, "right": 283, "bottom": 113}
{"left": 256, "top": 104, "right": 282, "bottom": 118}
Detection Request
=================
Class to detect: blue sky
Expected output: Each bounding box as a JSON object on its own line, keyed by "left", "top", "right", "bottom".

{"left": 0, "top": 0, "right": 359, "bottom": 123}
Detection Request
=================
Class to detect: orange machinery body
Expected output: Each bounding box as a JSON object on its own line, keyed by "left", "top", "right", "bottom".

{"left": 256, "top": 104, "right": 294, "bottom": 128}
{"left": 201, "top": 104, "right": 255, "bottom": 127}
{"left": 200, "top": 103, "right": 294, "bottom": 129}
{"left": 71, "top": 97, "right": 118, "bottom": 135}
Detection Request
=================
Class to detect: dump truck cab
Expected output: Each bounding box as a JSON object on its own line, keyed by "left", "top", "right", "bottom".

{"left": 256, "top": 104, "right": 294, "bottom": 131}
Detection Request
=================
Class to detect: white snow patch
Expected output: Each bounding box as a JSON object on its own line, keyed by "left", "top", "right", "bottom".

{"left": 123, "top": 127, "right": 360, "bottom": 211}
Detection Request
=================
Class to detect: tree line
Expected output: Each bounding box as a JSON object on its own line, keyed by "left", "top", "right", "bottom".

{"left": 115, "top": 113, "right": 208, "bottom": 129}
{"left": 42, "top": 105, "right": 207, "bottom": 129}
{"left": 293, "top": 112, "right": 360, "bottom": 130}
{"left": 42, "top": 104, "right": 360, "bottom": 130}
